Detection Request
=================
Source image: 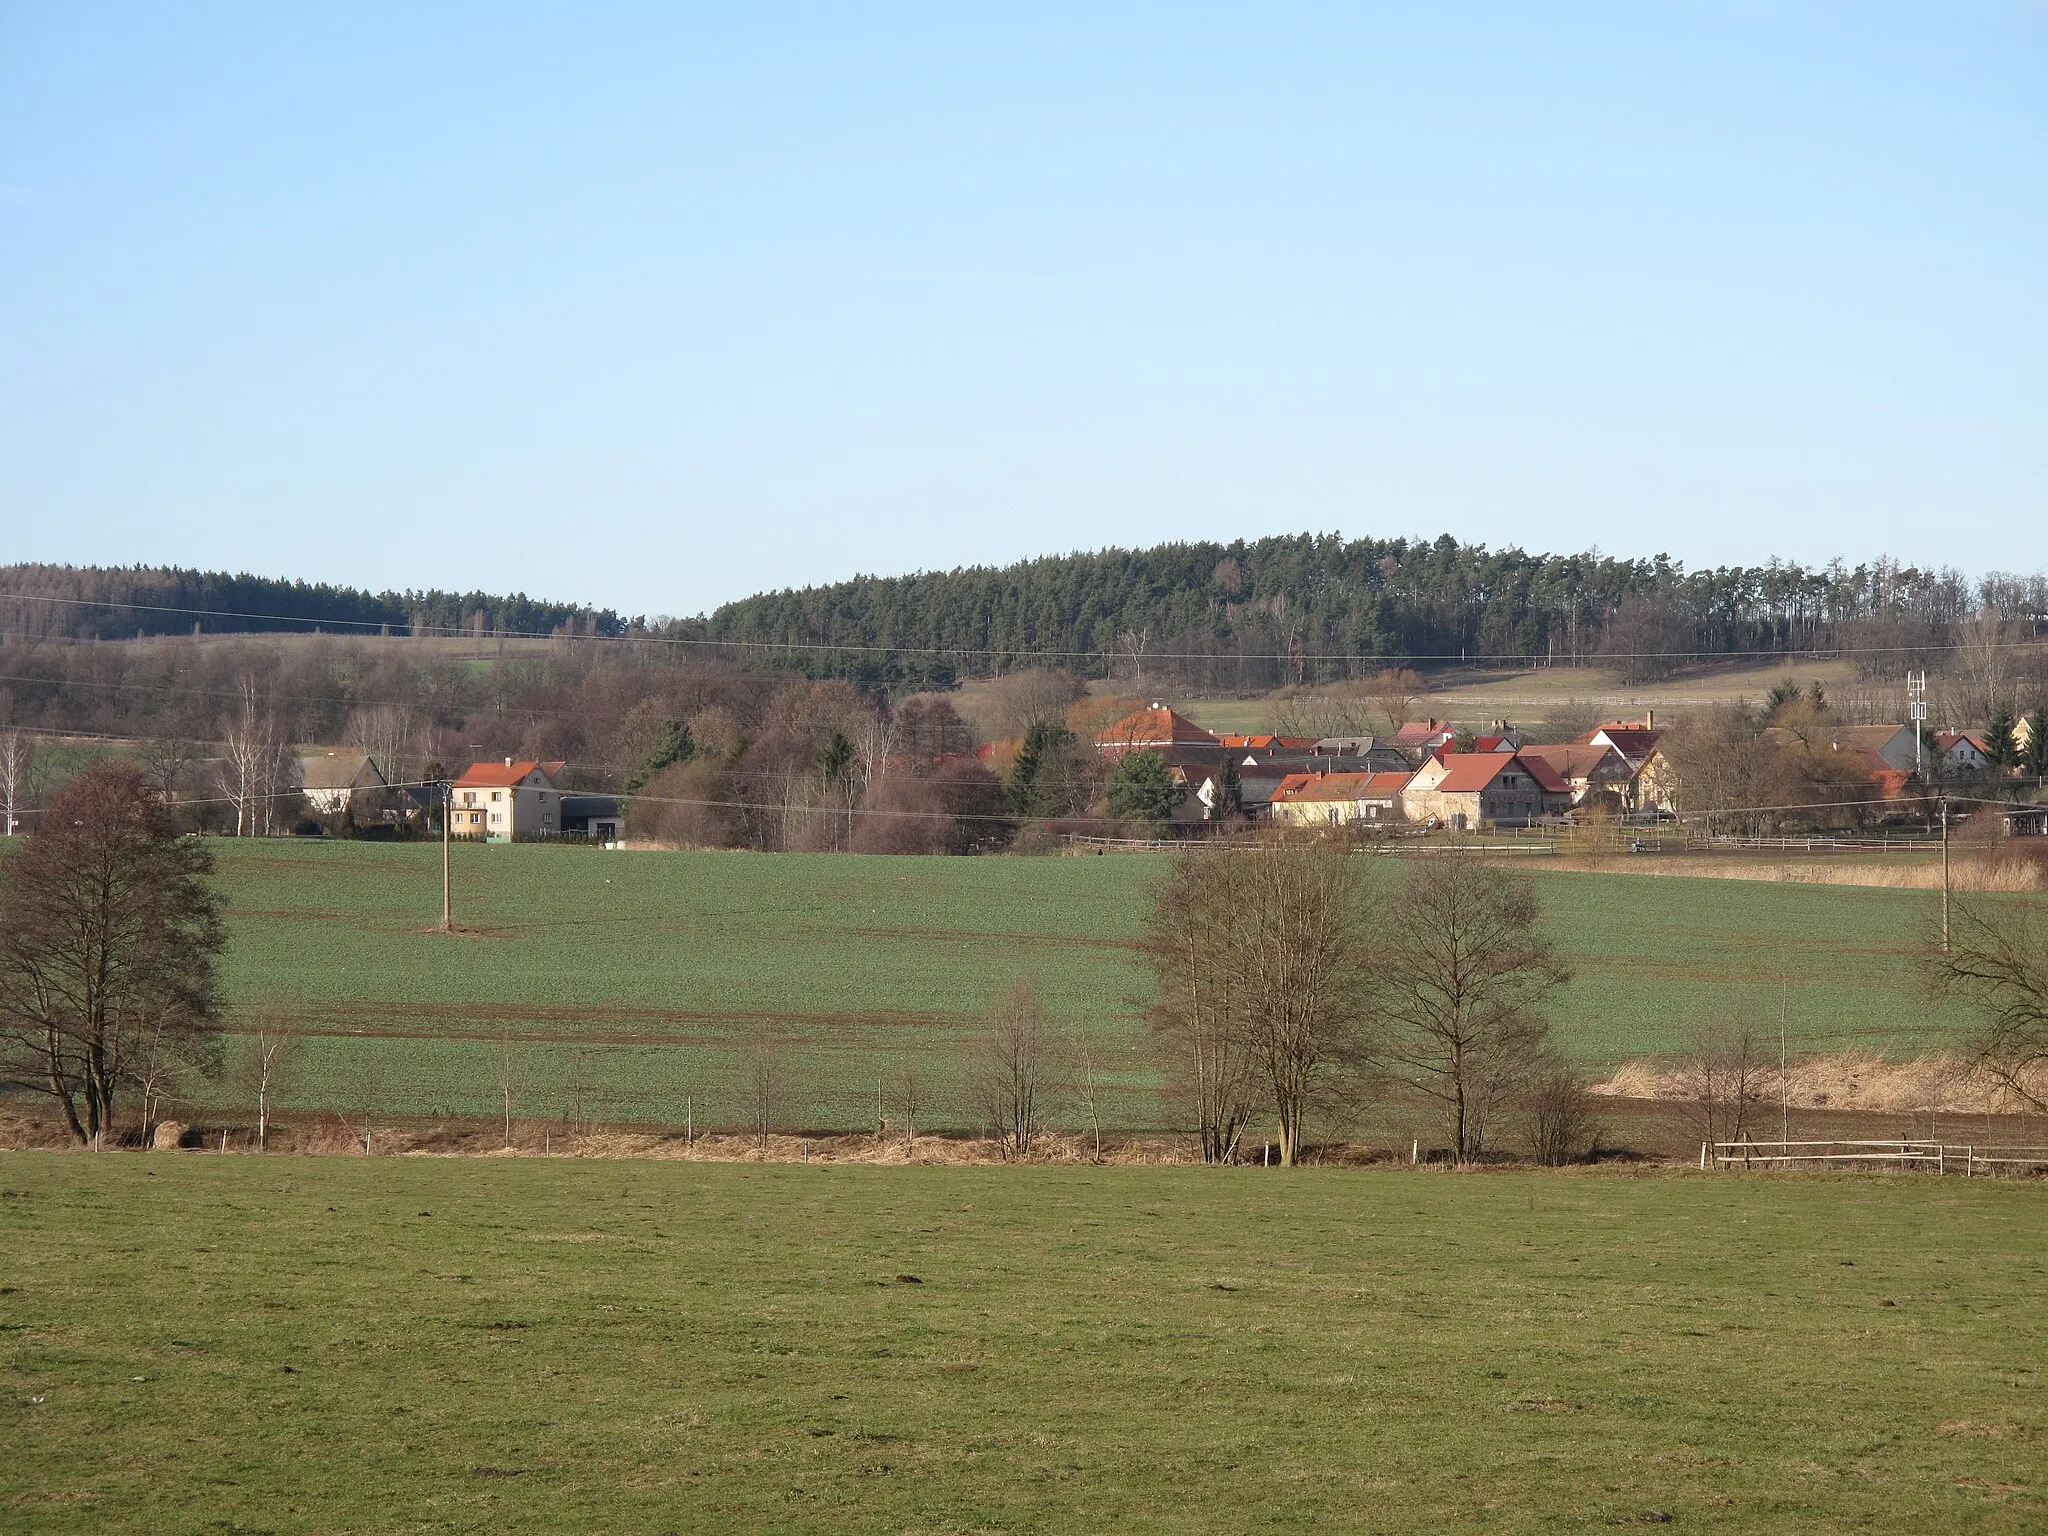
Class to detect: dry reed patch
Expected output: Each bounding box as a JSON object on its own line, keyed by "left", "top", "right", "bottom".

{"left": 1553, "top": 854, "right": 2043, "bottom": 892}
{"left": 1593, "top": 1052, "right": 2046, "bottom": 1115}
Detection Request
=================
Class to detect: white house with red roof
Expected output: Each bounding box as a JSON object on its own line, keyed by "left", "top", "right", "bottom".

{"left": 1932, "top": 731, "right": 1990, "bottom": 775}
{"left": 451, "top": 758, "right": 564, "bottom": 841}
{"left": 1267, "top": 770, "right": 1413, "bottom": 827}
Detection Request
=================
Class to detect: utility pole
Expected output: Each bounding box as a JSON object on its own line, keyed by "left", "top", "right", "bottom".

{"left": 440, "top": 780, "right": 453, "bottom": 933}
{"left": 1907, "top": 671, "right": 1927, "bottom": 779}
{"left": 1940, "top": 797, "right": 1951, "bottom": 954}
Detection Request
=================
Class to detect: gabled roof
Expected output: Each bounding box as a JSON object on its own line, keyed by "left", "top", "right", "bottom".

{"left": 454, "top": 759, "right": 557, "bottom": 789}
{"left": 1270, "top": 770, "right": 1413, "bottom": 804}
{"left": 1424, "top": 752, "right": 1570, "bottom": 796}
{"left": 1517, "top": 742, "right": 1626, "bottom": 782}
{"left": 1471, "top": 735, "right": 1517, "bottom": 753}
{"left": 1390, "top": 719, "right": 1453, "bottom": 747}
{"left": 1095, "top": 705, "right": 1221, "bottom": 750}
{"left": 298, "top": 751, "right": 384, "bottom": 793}
{"left": 1425, "top": 753, "right": 1517, "bottom": 793}
{"left": 1578, "top": 726, "right": 1661, "bottom": 763}
{"left": 1934, "top": 731, "right": 1986, "bottom": 753}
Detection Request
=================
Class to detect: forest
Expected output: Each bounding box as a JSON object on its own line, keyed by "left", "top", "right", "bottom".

{"left": 695, "top": 533, "right": 2048, "bottom": 690}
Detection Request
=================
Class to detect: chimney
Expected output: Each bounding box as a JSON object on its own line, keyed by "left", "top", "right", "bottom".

{"left": 1644, "top": 710, "right": 1654, "bottom": 729}
{"left": 504, "top": 756, "right": 513, "bottom": 767}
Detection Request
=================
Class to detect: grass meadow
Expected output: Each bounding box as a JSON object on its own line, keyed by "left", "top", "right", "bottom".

{"left": 3, "top": 1154, "right": 2042, "bottom": 1532}
{"left": 192, "top": 839, "right": 1960, "bottom": 1132}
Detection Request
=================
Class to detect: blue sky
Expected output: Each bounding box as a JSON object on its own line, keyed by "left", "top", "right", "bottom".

{"left": 2, "top": 3, "right": 2042, "bottom": 618}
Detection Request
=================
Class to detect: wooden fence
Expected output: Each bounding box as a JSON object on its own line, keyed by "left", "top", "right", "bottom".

{"left": 1702, "top": 1139, "right": 2048, "bottom": 1175}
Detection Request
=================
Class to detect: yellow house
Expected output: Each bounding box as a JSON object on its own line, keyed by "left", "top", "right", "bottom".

{"left": 450, "top": 759, "right": 564, "bottom": 841}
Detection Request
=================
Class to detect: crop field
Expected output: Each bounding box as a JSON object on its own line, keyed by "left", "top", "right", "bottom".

{"left": 3, "top": 1154, "right": 2043, "bottom": 1532}
{"left": 167, "top": 839, "right": 1972, "bottom": 1133}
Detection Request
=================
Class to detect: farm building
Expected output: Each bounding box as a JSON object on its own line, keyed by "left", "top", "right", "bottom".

{"left": 297, "top": 751, "right": 385, "bottom": 817}
{"left": 1095, "top": 704, "right": 1222, "bottom": 760}
{"left": 1267, "top": 770, "right": 1413, "bottom": 827}
{"left": 1402, "top": 752, "right": 1570, "bottom": 829}
{"left": 1514, "top": 742, "right": 1634, "bottom": 812}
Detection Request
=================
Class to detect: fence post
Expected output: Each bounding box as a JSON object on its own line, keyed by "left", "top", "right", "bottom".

{"left": 1411, "top": 1139, "right": 1419, "bottom": 1166}
{"left": 1939, "top": 1144, "right": 1945, "bottom": 1176}
{"left": 1699, "top": 1141, "right": 1708, "bottom": 1171}
{"left": 1967, "top": 1146, "right": 1974, "bottom": 1177}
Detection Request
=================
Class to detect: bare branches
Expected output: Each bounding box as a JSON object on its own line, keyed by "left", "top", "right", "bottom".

{"left": 0, "top": 764, "right": 226, "bottom": 1144}
{"left": 1145, "top": 844, "right": 1377, "bottom": 1166}
{"left": 1936, "top": 896, "right": 2048, "bottom": 1112}
{"left": 1374, "top": 857, "right": 1567, "bottom": 1162}
{"left": 968, "top": 980, "right": 1056, "bottom": 1158}
{"left": 1672, "top": 1022, "right": 1771, "bottom": 1146}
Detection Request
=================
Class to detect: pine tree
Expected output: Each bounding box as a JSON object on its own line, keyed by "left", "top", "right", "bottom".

{"left": 1984, "top": 709, "right": 2017, "bottom": 772}
{"left": 1107, "top": 750, "right": 1178, "bottom": 830}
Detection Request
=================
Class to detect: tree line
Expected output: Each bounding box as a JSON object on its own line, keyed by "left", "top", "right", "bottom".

{"left": 0, "top": 562, "right": 626, "bottom": 644}
{"left": 693, "top": 533, "right": 2048, "bottom": 690}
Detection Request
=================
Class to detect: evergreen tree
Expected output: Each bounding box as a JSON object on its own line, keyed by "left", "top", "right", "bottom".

{"left": 1984, "top": 709, "right": 2017, "bottom": 772}
{"left": 1007, "top": 721, "right": 1081, "bottom": 820}
{"left": 2024, "top": 708, "right": 2048, "bottom": 779}
{"left": 625, "top": 721, "right": 694, "bottom": 792}
{"left": 1106, "top": 750, "right": 1178, "bottom": 830}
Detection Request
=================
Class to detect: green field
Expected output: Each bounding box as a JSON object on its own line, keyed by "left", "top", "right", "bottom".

{"left": 3, "top": 1155, "right": 2042, "bottom": 1532}
{"left": 181, "top": 839, "right": 1963, "bottom": 1132}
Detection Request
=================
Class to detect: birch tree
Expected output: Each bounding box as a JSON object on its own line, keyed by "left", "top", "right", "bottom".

{"left": 0, "top": 727, "right": 35, "bottom": 836}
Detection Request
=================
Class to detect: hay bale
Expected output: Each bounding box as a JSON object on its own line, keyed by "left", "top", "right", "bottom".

{"left": 151, "top": 1120, "right": 187, "bottom": 1151}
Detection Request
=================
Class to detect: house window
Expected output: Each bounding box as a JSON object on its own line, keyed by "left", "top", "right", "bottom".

{"left": 490, "top": 811, "right": 502, "bottom": 824}
{"left": 463, "top": 791, "right": 476, "bottom": 807}
{"left": 492, "top": 791, "right": 502, "bottom": 802}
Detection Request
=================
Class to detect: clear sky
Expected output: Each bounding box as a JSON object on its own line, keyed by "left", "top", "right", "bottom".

{"left": 2, "top": 3, "right": 2042, "bottom": 619}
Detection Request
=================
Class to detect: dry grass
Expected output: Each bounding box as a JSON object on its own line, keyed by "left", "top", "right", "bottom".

{"left": 1594, "top": 1051, "right": 2047, "bottom": 1115}
{"left": 1552, "top": 852, "right": 2045, "bottom": 892}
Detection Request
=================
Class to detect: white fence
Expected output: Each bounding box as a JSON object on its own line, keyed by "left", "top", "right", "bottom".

{"left": 1703, "top": 1139, "right": 2048, "bottom": 1174}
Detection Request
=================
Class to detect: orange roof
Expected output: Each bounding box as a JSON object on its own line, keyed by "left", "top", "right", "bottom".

{"left": 1270, "top": 770, "right": 1412, "bottom": 803}
{"left": 1390, "top": 719, "right": 1453, "bottom": 746}
{"left": 453, "top": 759, "right": 555, "bottom": 789}
{"left": 1427, "top": 752, "right": 1569, "bottom": 796}
{"left": 1095, "top": 705, "right": 1220, "bottom": 749}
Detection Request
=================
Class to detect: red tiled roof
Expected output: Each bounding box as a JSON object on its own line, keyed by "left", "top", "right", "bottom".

{"left": 453, "top": 759, "right": 554, "bottom": 789}
{"left": 1424, "top": 752, "right": 1568, "bottom": 796}
{"left": 1096, "top": 706, "right": 1220, "bottom": 749}
{"left": 1218, "top": 734, "right": 1280, "bottom": 750}
{"left": 1274, "top": 737, "right": 1317, "bottom": 750}
{"left": 1428, "top": 754, "right": 1516, "bottom": 793}
{"left": 1390, "top": 719, "right": 1452, "bottom": 746}
{"left": 1471, "top": 735, "right": 1516, "bottom": 753}
{"left": 1270, "top": 770, "right": 1413, "bottom": 804}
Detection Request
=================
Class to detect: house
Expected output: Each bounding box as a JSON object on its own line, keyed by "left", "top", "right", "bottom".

{"left": 559, "top": 794, "right": 624, "bottom": 842}
{"left": 1095, "top": 703, "right": 1222, "bottom": 759}
{"left": 1514, "top": 742, "right": 1635, "bottom": 811}
{"left": 297, "top": 751, "right": 385, "bottom": 817}
{"left": 1577, "top": 715, "right": 1661, "bottom": 767}
{"left": 1387, "top": 719, "right": 1456, "bottom": 763}
{"left": 1402, "top": 752, "right": 1571, "bottom": 829}
{"left": 450, "top": 759, "right": 563, "bottom": 841}
{"left": 1933, "top": 732, "right": 1990, "bottom": 776}
{"left": 1821, "top": 724, "right": 1920, "bottom": 774}
{"left": 1268, "top": 770, "right": 1414, "bottom": 828}
{"left": 1306, "top": 737, "right": 1414, "bottom": 772}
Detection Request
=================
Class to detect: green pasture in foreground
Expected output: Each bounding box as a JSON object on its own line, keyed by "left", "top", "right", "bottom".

{"left": 2, "top": 1155, "right": 2042, "bottom": 1532}
{"left": 185, "top": 839, "right": 1959, "bottom": 1128}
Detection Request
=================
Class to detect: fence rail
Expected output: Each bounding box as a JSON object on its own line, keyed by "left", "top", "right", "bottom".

{"left": 1703, "top": 1139, "right": 2048, "bottom": 1174}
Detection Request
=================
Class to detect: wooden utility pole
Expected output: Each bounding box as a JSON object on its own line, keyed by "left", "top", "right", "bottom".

{"left": 1940, "top": 797, "right": 1950, "bottom": 954}
{"left": 440, "top": 782, "right": 453, "bottom": 933}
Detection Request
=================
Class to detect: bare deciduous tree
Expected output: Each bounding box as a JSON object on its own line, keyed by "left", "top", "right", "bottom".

{"left": 1937, "top": 896, "right": 2048, "bottom": 1112}
{"left": 1143, "top": 849, "right": 1262, "bottom": 1163}
{"left": 893, "top": 1060, "right": 924, "bottom": 1152}
{"left": 232, "top": 1017, "right": 295, "bottom": 1152}
{"left": 1520, "top": 1059, "right": 1600, "bottom": 1165}
{"left": 0, "top": 765, "right": 226, "bottom": 1145}
{"left": 1226, "top": 844, "right": 1378, "bottom": 1166}
{"left": 1375, "top": 858, "right": 1567, "bottom": 1162}
{"left": 0, "top": 726, "right": 36, "bottom": 836}
{"left": 969, "top": 980, "right": 1056, "bottom": 1158}
{"left": 737, "top": 1030, "right": 793, "bottom": 1152}
{"left": 1673, "top": 1021, "right": 1771, "bottom": 1147}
